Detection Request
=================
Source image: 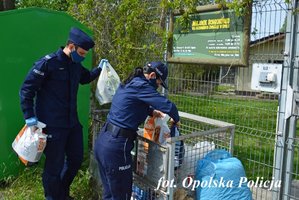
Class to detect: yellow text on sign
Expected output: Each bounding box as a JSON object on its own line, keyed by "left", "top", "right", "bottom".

{"left": 192, "top": 18, "right": 230, "bottom": 30}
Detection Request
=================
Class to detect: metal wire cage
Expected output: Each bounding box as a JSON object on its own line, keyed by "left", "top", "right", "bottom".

{"left": 131, "top": 111, "right": 235, "bottom": 200}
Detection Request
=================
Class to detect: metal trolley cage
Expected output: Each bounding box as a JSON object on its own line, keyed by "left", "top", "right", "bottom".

{"left": 132, "top": 111, "right": 235, "bottom": 200}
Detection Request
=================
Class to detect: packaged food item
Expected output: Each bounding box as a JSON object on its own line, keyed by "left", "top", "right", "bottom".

{"left": 12, "top": 122, "right": 47, "bottom": 166}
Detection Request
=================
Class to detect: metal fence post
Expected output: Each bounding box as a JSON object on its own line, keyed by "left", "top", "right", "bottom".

{"left": 274, "top": 0, "right": 299, "bottom": 199}
{"left": 166, "top": 140, "right": 175, "bottom": 200}
{"left": 229, "top": 126, "right": 235, "bottom": 155}
{"left": 283, "top": 0, "right": 299, "bottom": 199}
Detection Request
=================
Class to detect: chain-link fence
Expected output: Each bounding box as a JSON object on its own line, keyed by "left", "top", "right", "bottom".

{"left": 132, "top": 112, "right": 235, "bottom": 199}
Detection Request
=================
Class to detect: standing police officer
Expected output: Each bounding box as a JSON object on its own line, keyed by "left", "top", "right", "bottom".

{"left": 20, "top": 27, "right": 106, "bottom": 200}
{"left": 94, "top": 62, "right": 180, "bottom": 199}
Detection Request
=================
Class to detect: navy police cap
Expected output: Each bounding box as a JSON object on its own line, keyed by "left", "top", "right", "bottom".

{"left": 147, "top": 61, "right": 168, "bottom": 89}
{"left": 68, "top": 27, "right": 95, "bottom": 51}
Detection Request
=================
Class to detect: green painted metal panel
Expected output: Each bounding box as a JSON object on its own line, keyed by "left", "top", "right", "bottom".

{"left": 0, "top": 8, "right": 93, "bottom": 179}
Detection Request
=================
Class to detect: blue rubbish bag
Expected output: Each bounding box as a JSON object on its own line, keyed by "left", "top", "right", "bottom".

{"left": 196, "top": 149, "right": 252, "bottom": 200}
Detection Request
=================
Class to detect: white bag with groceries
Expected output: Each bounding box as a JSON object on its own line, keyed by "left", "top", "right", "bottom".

{"left": 143, "top": 114, "right": 171, "bottom": 145}
{"left": 12, "top": 122, "right": 47, "bottom": 166}
{"left": 154, "top": 114, "right": 171, "bottom": 145}
{"left": 95, "top": 61, "right": 120, "bottom": 105}
{"left": 142, "top": 114, "right": 184, "bottom": 175}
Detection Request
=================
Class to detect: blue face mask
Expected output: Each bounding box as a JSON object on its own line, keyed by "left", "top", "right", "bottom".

{"left": 70, "top": 49, "right": 85, "bottom": 63}
{"left": 149, "top": 78, "right": 158, "bottom": 90}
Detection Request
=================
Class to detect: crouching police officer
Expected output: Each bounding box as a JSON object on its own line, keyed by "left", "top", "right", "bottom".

{"left": 20, "top": 27, "right": 107, "bottom": 200}
{"left": 94, "top": 61, "right": 180, "bottom": 199}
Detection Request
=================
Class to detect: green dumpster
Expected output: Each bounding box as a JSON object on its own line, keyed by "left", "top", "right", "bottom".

{"left": 0, "top": 8, "right": 93, "bottom": 180}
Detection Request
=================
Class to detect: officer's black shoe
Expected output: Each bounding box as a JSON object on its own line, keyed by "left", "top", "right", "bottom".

{"left": 65, "top": 196, "right": 75, "bottom": 200}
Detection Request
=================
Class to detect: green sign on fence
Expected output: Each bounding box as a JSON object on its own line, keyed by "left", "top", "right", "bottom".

{"left": 168, "top": 5, "right": 251, "bottom": 67}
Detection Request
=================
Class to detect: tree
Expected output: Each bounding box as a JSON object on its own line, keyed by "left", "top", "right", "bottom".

{"left": 68, "top": 0, "right": 167, "bottom": 79}
{"left": 279, "top": 17, "right": 287, "bottom": 33}
{"left": 1, "top": 0, "right": 16, "bottom": 10}
{"left": 15, "top": 0, "right": 68, "bottom": 11}
{"left": 13, "top": 0, "right": 253, "bottom": 81}
{"left": 0, "top": 2, "right": 4, "bottom": 11}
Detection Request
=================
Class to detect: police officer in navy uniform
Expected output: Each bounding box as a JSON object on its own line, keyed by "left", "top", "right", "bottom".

{"left": 20, "top": 27, "right": 107, "bottom": 200}
{"left": 94, "top": 62, "right": 180, "bottom": 199}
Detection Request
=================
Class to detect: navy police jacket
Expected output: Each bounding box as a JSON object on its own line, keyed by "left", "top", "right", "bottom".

{"left": 20, "top": 48, "right": 101, "bottom": 128}
{"left": 108, "top": 75, "right": 180, "bottom": 131}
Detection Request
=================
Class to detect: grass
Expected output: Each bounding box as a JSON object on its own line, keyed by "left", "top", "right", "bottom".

{"left": 171, "top": 93, "right": 278, "bottom": 132}
{"left": 0, "top": 154, "right": 99, "bottom": 200}
{"left": 214, "top": 84, "right": 235, "bottom": 93}
{"left": 168, "top": 92, "right": 290, "bottom": 180}
{"left": 0, "top": 164, "right": 45, "bottom": 200}
{"left": 1, "top": 92, "right": 298, "bottom": 197}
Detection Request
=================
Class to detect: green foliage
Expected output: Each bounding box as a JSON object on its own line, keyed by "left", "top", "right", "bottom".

{"left": 0, "top": 156, "right": 97, "bottom": 199}
{"left": 14, "top": 0, "right": 253, "bottom": 82}
{"left": 285, "top": 0, "right": 291, "bottom": 4}
{"left": 68, "top": 0, "right": 166, "bottom": 81}
{"left": 215, "top": 84, "right": 234, "bottom": 92}
{"left": 169, "top": 92, "right": 279, "bottom": 180}
{"left": 0, "top": 164, "right": 45, "bottom": 200}
{"left": 168, "top": 63, "right": 207, "bottom": 93}
{"left": 170, "top": 0, "right": 252, "bottom": 32}
{"left": 16, "top": 0, "right": 69, "bottom": 11}
{"left": 216, "top": 0, "right": 252, "bottom": 17}
{"left": 163, "top": 0, "right": 211, "bottom": 10}
{"left": 69, "top": 166, "right": 98, "bottom": 199}
{"left": 15, "top": 0, "right": 170, "bottom": 87}
{"left": 279, "top": 17, "right": 287, "bottom": 33}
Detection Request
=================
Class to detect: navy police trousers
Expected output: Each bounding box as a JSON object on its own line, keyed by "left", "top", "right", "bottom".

{"left": 43, "top": 124, "right": 83, "bottom": 200}
{"left": 94, "top": 123, "right": 135, "bottom": 200}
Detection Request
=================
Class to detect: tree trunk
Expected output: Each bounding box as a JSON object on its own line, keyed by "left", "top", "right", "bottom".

{"left": 3, "top": 0, "right": 15, "bottom": 10}
{"left": 0, "top": 1, "right": 4, "bottom": 11}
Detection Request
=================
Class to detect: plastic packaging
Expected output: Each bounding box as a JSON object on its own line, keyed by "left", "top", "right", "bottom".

{"left": 12, "top": 121, "right": 47, "bottom": 166}
{"left": 196, "top": 149, "right": 253, "bottom": 200}
{"left": 95, "top": 61, "right": 120, "bottom": 105}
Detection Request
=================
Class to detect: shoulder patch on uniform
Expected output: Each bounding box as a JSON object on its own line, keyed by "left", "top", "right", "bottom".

{"left": 33, "top": 68, "right": 45, "bottom": 76}
{"left": 44, "top": 53, "right": 57, "bottom": 61}
{"left": 45, "top": 55, "right": 52, "bottom": 60}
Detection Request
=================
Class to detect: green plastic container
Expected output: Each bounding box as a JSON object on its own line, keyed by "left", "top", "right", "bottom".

{"left": 0, "top": 8, "right": 93, "bottom": 180}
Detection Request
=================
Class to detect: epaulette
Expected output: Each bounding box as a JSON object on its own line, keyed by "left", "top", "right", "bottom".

{"left": 44, "top": 53, "right": 57, "bottom": 61}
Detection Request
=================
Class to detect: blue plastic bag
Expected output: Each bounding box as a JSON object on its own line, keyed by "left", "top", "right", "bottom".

{"left": 196, "top": 149, "right": 252, "bottom": 200}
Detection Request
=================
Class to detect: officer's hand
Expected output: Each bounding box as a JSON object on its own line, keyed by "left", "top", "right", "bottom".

{"left": 98, "top": 59, "right": 108, "bottom": 69}
{"left": 25, "top": 117, "right": 38, "bottom": 132}
{"left": 175, "top": 121, "right": 181, "bottom": 128}
{"left": 152, "top": 110, "right": 164, "bottom": 118}
{"left": 170, "top": 118, "right": 181, "bottom": 128}
{"left": 25, "top": 117, "right": 38, "bottom": 126}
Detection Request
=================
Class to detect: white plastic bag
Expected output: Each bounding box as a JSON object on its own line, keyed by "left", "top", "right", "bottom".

{"left": 95, "top": 61, "right": 120, "bottom": 105}
{"left": 154, "top": 114, "right": 171, "bottom": 145}
{"left": 12, "top": 122, "right": 47, "bottom": 166}
{"left": 178, "top": 141, "right": 215, "bottom": 184}
{"left": 143, "top": 114, "right": 171, "bottom": 145}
